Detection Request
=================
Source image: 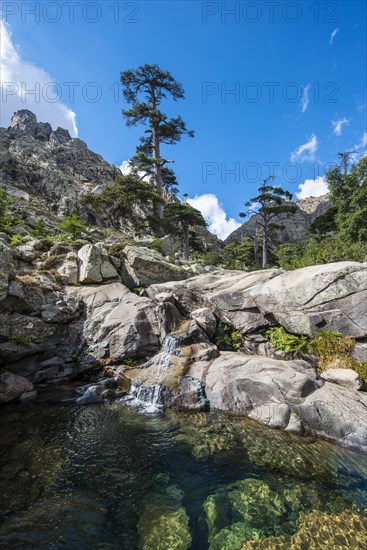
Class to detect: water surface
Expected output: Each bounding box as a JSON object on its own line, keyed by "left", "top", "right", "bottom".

{"left": 0, "top": 390, "right": 366, "bottom": 549}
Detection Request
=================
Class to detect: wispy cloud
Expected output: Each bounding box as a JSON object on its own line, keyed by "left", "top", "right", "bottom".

{"left": 291, "top": 134, "right": 318, "bottom": 162}
{"left": 329, "top": 28, "right": 339, "bottom": 45}
{"left": 301, "top": 84, "right": 311, "bottom": 113}
{"left": 350, "top": 132, "right": 367, "bottom": 162}
{"left": 187, "top": 194, "right": 241, "bottom": 240}
{"left": 0, "top": 19, "right": 77, "bottom": 135}
{"left": 331, "top": 117, "right": 350, "bottom": 136}
{"left": 296, "top": 176, "right": 329, "bottom": 200}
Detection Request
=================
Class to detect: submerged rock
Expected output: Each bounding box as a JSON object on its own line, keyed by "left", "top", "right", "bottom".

{"left": 137, "top": 486, "right": 192, "bottom": 550}
{"left": 241, "top": 509, "right": 367, "bottom": 549}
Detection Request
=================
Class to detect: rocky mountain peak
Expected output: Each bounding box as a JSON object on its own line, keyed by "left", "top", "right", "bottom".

{"left": 0, "top": 109, "right": 118, "bottom": 214}
{"left": 296, "top": 194, "right": 331, "bottom": 217}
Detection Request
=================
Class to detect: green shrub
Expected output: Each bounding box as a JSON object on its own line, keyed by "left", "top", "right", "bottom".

{"left": 58, "top": 211, "right": 87, "bottom": 241}
{"left": 214, "top": 322, "right": 242, "bottom": 351}
{"left": 0, "top": 189, "right": 14, "bottom": 232}
{"left": 265, "top": 326, "right": 308, "bottom": 353}
{"left": 276, "top": 237, "right": 367, "bottom": 270}
{"left": 202, "top": 252, "right": 223, "bottom": 267}
{"left": 150, "top": 238, "right": 163, "bottom": 255}
{"left": 10, "top": 234, "right": 26, "bottom": 247}
{"left": 10, "top": 335, "right": 33, "bottom": 346}
{"left": 31, "top": 218, "right": 47, "bottom": 238}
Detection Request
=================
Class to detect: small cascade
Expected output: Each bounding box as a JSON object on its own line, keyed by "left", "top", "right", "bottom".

{"left": 126, "top": 335, "right": 180, "bottom": 413}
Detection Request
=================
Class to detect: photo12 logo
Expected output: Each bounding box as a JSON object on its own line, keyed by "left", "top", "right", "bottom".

{"left": 201, "top": 161, "right": 338, "bottom": 183}
{"left": 201, "top": 1, "right": 340, "bottom": 24}
{"left": 1, "top": 81, "right": 132, "bottom": 104}
{"left": 202, "top": 81, "right": 339, "bottom": 104}
{"left": 1, "top": 2, "right": 140, "bottom": 24}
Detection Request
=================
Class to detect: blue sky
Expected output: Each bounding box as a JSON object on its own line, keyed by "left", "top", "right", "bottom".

{"left": 1, "top": 1, "right": 366, "bottom": 238}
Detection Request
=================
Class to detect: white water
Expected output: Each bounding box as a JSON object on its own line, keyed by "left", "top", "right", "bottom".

{"left": 125, "top": 336, "right": 179, "bottom": 414}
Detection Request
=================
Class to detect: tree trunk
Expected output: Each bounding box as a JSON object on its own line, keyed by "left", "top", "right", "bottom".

{"left": 262, "top": 228, "right": 267, "bottom": 269}
{"left": 253, "top": 226, "right": 259, "bottom": 266}
{"left": 152, "top": 125, "right": 164, "bottom": 219}
{"left": 151, "top": 92, "right": 164, "bottom": 220}
{"left": 182, "top": 221, "right": 190, "bottom": 260}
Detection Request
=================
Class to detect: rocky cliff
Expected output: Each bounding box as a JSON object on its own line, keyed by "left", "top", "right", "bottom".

{"left": 225, "top": 195, "right": 332, "bottom": 244}
{"left": 0, "top": 110, "right": 119, "bottom": 216}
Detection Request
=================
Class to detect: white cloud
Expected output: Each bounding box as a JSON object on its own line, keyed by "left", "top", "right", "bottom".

{"left": 301, "top": 84, "right": 311, "bottom": 113}
{"left": 187, "top": 194, "right": 241, "bottom": 240}
{"left": 118, "top": 160, "right": 151, "bottom": 181}
{"left": 0, "top": 19, "right": 77, "bottom": 136}
{"left": 295, "top": 176, "right": 329, "bottom": 200}
{"left": 329, "top": 28, "right": 339, "bottom": 45}
{"left": 350, "top": 132, "right": 367, "bottom": 161}
{"left": 119, "top": 160, "right": 132, "bottom": 175}
{"left": 291, "top": 134, "right": 318, "bottom": 162}
{"left": 331, "top": 117, "right": 349, "bottom": 136}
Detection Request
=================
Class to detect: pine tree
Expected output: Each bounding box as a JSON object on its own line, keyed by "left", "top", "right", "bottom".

{"left": 120, "top": 64, "right": 193, "bottom": 217}
{"left": 326, "top": 156, "right": 367, "bottom": 241}
{"left": 240, "top": 177, "right": 297, "bottom": 268}
{"left": 164, "top": 203, "right": 206, "bottom": 260}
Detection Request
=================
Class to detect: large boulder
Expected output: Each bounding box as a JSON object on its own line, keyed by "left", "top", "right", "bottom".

{"left": 123, "top": 246, "right": 189, "bottom": 286}
{"left": 0, "top": 372, "right": 33, "bottom": 403}
{"left": 321, "top": 368, "right": 363, "bottom": 391}
{"left": 186, "top": 352, "right": 367, "bottom": 452}
{"left": 78, "top": 244, "right": 118, "bottom": 283}
{"left": 249, "top": 262, "right": 367, "bottom": 337}
{"left": 67, "top": 283, "right": 162, "bottom": 365}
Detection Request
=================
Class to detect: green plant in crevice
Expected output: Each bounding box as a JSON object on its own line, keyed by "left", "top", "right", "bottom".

{"left": 150, "top": 238, "right": 164, "bottom": 255}
{"left": 10, "top": 335, "right": 34, "bottom": 346}
{"left": 265, "top": 326, "right": 308, "bottom": 353}
{"left": 124, "top": 358, "right": 139, "bottom": 367}
{"left": 214, "top": 322, "right": 242, "bottom": 351}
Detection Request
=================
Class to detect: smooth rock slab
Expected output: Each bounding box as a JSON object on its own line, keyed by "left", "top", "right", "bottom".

{"left": 321, "top": 368, "right": 363, "bottom": 391}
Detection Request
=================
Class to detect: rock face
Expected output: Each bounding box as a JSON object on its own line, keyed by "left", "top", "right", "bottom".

{"left": 66, "top": 283, "right": 172, "bottom": 367}
{"left": 149, "top": 262, "right": 367, "bottom": 338}
{"left": 0, "top": 110, "right": 118, "bottom": 215}
{"left": 225, "top": 194, "right": 332, "bottom": 244}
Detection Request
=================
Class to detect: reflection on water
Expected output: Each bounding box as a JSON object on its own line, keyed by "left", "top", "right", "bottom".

{"left": 0, "top": 392, "right": 366, "bottom": 549}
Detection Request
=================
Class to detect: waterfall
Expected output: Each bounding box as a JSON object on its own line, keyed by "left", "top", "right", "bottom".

{"left": 125, "top": 335, "right": 180, "bottom": 413}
